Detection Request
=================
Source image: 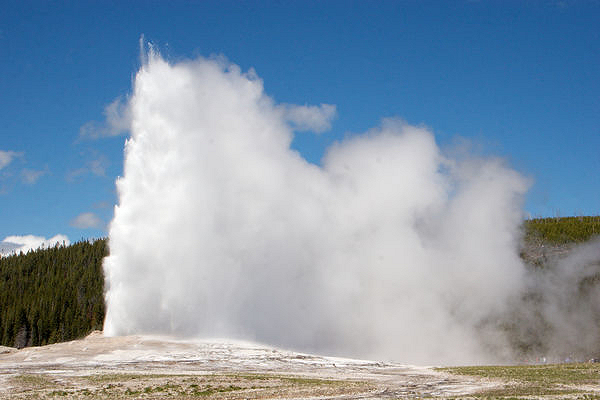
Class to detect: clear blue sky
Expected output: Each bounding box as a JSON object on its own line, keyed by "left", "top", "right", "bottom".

{"left": 1, "top": 0, "right": 599, "bottom": 243}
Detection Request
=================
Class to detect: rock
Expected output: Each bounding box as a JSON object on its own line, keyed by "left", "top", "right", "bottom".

{"left": 0, "top": 346, "right": 16, "bottom": 354}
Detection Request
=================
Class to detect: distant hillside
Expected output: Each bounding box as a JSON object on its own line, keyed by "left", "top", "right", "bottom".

{"left": 520, "top": 217, "right": 600, "bottom": 267}
{"left": 0, "top": 239, "right": 106, "bottom": 348}
{"left": 524, "top": 216, "right": 600, "bottom": 245}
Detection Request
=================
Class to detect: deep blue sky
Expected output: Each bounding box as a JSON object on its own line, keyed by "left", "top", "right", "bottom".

{"left": 1, "top": 0, "right": 599, "bottom": 243}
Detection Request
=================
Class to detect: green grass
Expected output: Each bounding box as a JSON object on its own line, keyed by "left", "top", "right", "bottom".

{"left": 227, "top": 372, "right": 345, "bottom": 386}
{"left": 12, "top": 374, "right": 57, "bottom": 388}
{"left": 469, "top": 385, "right": 580, "bottom": 398}
{"left": 441, "top": 363, "right": 600, "bottom": 384}
{"left": 8, "top": 372, "right": 365, "bottom": 399}
{"left": 85, "top": 373, "right": 181, "bottom": 382}
{"left": 439, "top": 362, "right": 600, "bottom": 398}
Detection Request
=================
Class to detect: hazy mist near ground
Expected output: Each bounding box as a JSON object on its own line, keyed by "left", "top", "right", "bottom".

{"left": 103, "top": 49, "right": 600, "bottom": 365}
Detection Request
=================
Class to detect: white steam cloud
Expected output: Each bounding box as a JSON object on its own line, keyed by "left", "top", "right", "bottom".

{"left": 21, "top": 167, "right": 49, "bottom": 184}
{"left": 0, "top": 150, "right": 22, "bottom": 170}
{"left": 70, "top": 212, "right": 104, "bottom": 229}
{"left": 280, "top": 103, "right": 337, "bottom": 133}
{"left": 103, "top": 51, "right": 598, "bottom": 364}
{"left": 79, "top": 97, "right": 131, "bottom": 139}
{"left": 510, "top": 238, "right": 600, "bottom": 361}
{"left": 0, "top": 234, "right": 70, "bottom": 257}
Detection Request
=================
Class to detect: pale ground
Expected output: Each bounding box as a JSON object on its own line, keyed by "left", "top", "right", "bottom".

{"left": 0, "top": 331, "right": 506, "bottom": 399}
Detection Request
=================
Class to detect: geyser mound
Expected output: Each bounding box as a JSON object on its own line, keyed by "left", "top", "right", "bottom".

{"left": 103, "top": 51, "right": 532, "bottom": 364}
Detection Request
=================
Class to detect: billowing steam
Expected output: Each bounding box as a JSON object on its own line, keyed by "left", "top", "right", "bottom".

{"left": 103, "top": 50, "right": 599, "bottom": 364}
{"left": 1, "top": 234, "right": 70, "bottom": 257}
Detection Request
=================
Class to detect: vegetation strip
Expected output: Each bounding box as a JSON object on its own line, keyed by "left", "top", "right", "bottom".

{"left": 439, "top": 362, "right": 600, "bottom": 398}
{"left": 524, "top": 216, "right": 600, "bottom": 245}
{"left": 8, "top": 372, "right": 371, "bottom": 399}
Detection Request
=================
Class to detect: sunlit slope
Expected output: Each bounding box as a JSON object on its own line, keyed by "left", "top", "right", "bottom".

{"left": 524, "top": 216, "right": 600, "bottom": 245}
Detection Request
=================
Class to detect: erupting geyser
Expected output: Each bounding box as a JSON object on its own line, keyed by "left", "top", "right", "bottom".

{"left": 103, "top": 48, "right": 598, "bottom": 364}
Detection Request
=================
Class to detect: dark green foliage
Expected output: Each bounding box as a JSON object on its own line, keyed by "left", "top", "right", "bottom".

{"left": 524, "top": 216, "right": 600, "bottom": 245}
{"left": 0, "top": 239, "right": 106, "bottom": 348}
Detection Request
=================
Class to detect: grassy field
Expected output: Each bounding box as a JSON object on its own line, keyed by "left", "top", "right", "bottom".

{"left": 7, "top": 364, "right": 600, "bottom": 399}
{"left": 440, "top": 362, "right": 600, "bottom": 399}
{"left": 6, "top": 372, "right": 373, "bottom": 399}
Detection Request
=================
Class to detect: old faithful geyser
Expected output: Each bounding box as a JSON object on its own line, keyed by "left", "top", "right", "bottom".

{"left": 103, "top": 50, "right": 534, "bottom": 364}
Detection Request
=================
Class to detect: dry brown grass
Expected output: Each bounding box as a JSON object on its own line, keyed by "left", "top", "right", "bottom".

{"left": 5, "top": 372, "right": 374, "bottom": 399}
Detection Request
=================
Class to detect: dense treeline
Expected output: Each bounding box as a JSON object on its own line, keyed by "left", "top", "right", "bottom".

{"left": 524, "top": 216, "right": 600, "bottom": 245}
{"left": 0, "top": 239, "right": 106, "bottom": 348}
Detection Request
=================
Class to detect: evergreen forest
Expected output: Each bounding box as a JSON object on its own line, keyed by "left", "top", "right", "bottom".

{"left": 0, "top": 239, "right": 106, "bottom": 348}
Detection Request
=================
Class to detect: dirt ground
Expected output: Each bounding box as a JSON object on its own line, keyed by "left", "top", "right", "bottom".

{"left": 0, "top": 331, "right": 506, "bottom": 399}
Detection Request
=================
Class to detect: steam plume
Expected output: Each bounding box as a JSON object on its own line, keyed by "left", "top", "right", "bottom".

{"left": 0, "top": 234, "right": 70, "bottom": 257}
{"left": 103, "top": 51, "right": 596, "bottom": 364}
